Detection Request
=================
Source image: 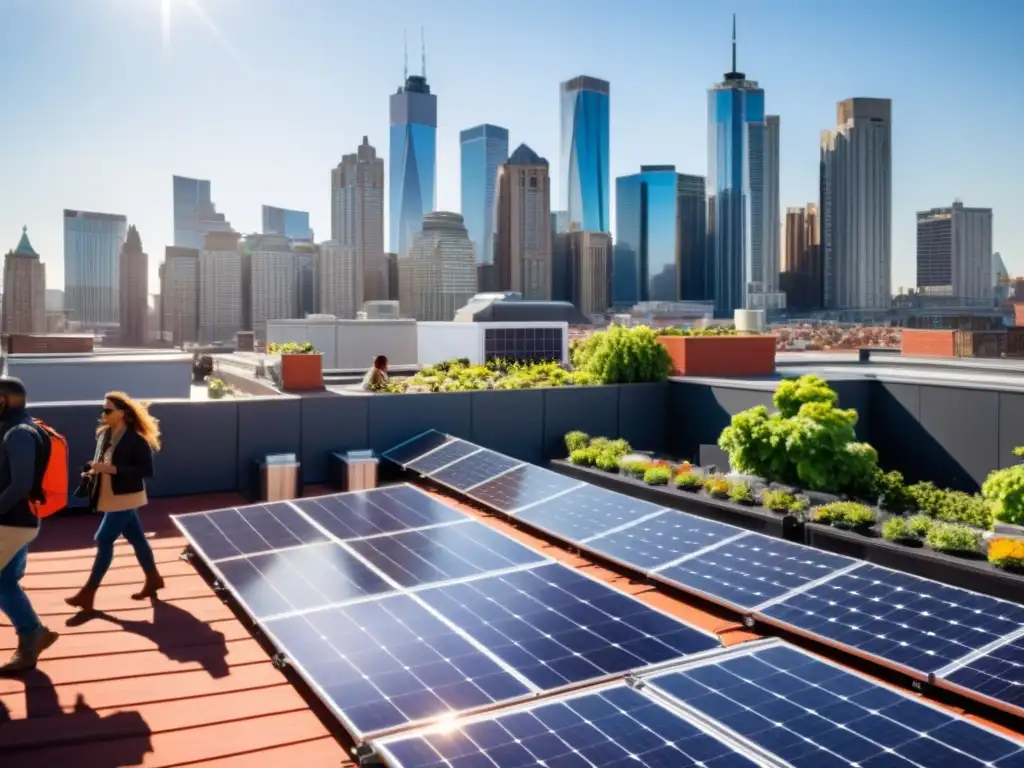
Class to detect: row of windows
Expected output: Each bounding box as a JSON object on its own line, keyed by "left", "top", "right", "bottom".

{"left": 484, "top": 327, "right": 564, "bottom": 364}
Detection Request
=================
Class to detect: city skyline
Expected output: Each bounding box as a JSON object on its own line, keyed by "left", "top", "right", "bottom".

{"left": 1, "top": 0, "right": 1021, "bottom": 295}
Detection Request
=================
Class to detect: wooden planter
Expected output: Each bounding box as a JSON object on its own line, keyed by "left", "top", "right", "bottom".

{"left": 280, "top": 353, "right": 324, "bottom": 391}
{"left": 657, "top": 335, "right": 776, "bottom": 377}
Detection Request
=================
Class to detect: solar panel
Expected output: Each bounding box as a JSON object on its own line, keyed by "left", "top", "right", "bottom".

{"left": 406, "top": 439, "right": 479, "bottom": 474}
{"left": 940, "top": 630, "right": 1024, "bottom": 717}
{"left": 468, "top": 465, "right": 583, "bottom": 513}
{"left": 416, "top": 562, "right": 721, "bottom": 691}
{"left": 174, "top": 502, "right": 330, "bottom": 562}
{"left": 514, "top": 484, "right": 666, "bottom": 542}
{"left": 430, "top": 449, "right": 522, "bottom": 490}
{"left": 212, "top": 542, "right": 395, "bottom": 620}
{"left": 375, "top": 683, "right": 763, "bottom": 768}
{"left": 761, "top": 563, "right": 1024, "bottom": 677}
{"left": 262, "top": 593, "right": 534, "bottom": 738}
{"left": 346, "top": 520, "right": 548, "bottom": 588}
{"left": 653, "top": 532, "right": 856, "bottom": 612}
{"left": 647, "top": 642, "right": 1024, "bottom": 768}
{"left": 293, "top": 485, "right": 466, "bottom": 540}
{"left": 583, "top": 510, "right": 745, "bottom": 572}
{"left": 383, "top": 430, "right": 450, "bottom": 466}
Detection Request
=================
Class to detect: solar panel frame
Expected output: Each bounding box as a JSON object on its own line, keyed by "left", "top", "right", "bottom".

{"left": 512, "top": 484, "right": 671, "bottom": 544}
{"left": 463, "top": 464, "right": 586, "bottom": 515}
{"left": 405, "top": 439, "right": 481, "bottom": 475}
{"left": 382, "top": 430, "right": 452, "bottom": 467}
{"left": 935, "top": 625, "right": 1024, "bottom": 720}
{"left": 428, "top": 448, "right": 525, "bottom": 491}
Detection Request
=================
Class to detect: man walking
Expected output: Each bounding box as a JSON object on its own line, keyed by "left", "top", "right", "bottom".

{"left": 0, "top": 377, "right": 58, "bottom": 673}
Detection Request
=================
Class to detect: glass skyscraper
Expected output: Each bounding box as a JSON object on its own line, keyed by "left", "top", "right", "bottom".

{"left": 172, "top": 175, "right": 232, "bottom": 249}
{"left": 390, "top": 73, "right": 437, "bottom": 257}
{"left": 262, "top": 205, "right": 313, "bottom": 241}
{"left": 63, "top": 209, "right": 128, "bottom": 327}
{"left": 460, "top": 124, "right": 508, "bottom": 265}
{"left": 560, "top": 76, "right": 610, "bottom": 233}
{"left": 707, "top": 23, "right": 765, "bottom": 316}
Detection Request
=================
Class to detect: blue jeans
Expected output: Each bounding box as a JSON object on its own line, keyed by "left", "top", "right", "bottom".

{"left": 87, "top": 509, "right": 157, "bottom": 588}
{"left": 0, "top": 529, "right": 43, "bottom": 638}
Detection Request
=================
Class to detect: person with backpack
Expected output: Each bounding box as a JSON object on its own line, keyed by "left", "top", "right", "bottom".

{"left": 65, "top": 392, "right": 164, "bottom": 612}
{"left": 0, "top": 377, "right": 60, "bottom": 674}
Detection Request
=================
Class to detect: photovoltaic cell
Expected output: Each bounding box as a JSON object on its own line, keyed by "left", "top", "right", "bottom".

{"left": 416, "top": 562, "right": 721, "bottom": 691}
{"left": 943, "top": 633, "right": 1024, "bottom": 715}
{"left": 648, "top": 643, "right": 1024, "bottom": 768}
{"left": 346, "top": 520, "right": 547, "bottom": 588}
{"left": 406, "top": 439, "right": 479, "bottom": 474}
{"left": 470, "top": 465, "right": 582, "bottom": 513}
{"left": 383, "top": 430, "right": 450, "bottom": 466}
{"left": 654, "top": 533, "right": 854, "bottom": 611}
{"left": 377, "top": 684, "right": 760, "bottom": 768}
{"left": 263, "top": 594, "right": 532, "bottom": 737}
{"left": 514, "top": 485, "right": 666, "bottom": 542}
{"left": 293, "top": 485, "right": 465, "bottom": 540}
{"left": 583, "top": 510, "right": 742, "bottom": 571}
{"left": 762, "top": 563, "right": 1024, "bottom": 676}
{"left": 213, "top": 542, "right": 394, "bottom": 620}
{"left": 175, "top": 502, "right": 329, "bottom": 561}
{"left": 430, "top": 449, "right": 522, "bottom": 490}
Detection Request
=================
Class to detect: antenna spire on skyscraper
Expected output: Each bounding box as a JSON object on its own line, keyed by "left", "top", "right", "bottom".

{"left": 421, "top": 26, "right": 426, "bottom": 79}
{"left": 403, "top": 28, "right": 408, "bottom": 81}
{"left": 732, "top": 13, "right": 737, "bottom": 73}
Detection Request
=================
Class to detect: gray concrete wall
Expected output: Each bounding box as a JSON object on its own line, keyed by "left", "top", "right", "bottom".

{"left": 10, "top": 358, "right": 192, "bottom": 402}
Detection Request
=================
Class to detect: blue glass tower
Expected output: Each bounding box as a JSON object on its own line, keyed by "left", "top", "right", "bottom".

{"left": 459, "top": 124, "right": 508, "bottom": 265}
{"left": 707, "top": 17, "right": 765, "bottom": 316}
{"left": 560, "top": 76, "right": 610, "bottom": 233}
{"left": 390, "top": 69, "right": 437, "bottom": 256}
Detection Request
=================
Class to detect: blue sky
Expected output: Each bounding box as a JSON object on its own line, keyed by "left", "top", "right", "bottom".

{"left": 1, "top": 0, "right": 1021, "bottom": 295}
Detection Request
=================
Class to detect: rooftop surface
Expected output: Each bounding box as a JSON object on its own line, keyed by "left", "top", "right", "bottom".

{"left": 2, "top": 488, "right": 1020, "bottom": 766}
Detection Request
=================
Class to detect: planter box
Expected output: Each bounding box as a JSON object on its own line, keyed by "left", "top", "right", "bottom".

{"left": 806, "top": 522, "right": 1024, "bottom": 603}
{"left": 551, "top": 459, "right": 803, "bottom": 541}
{"left": 993, "top": 522, "right": 1024, "bottom": 542}
{"left": 280, "top": 353, "right": 324, "bottom": 391}
{"left": 901, "top": 329, "right": 955, "bottom": 358}
{"left": 657, "top": 335, "right": 776, "bottom": 377}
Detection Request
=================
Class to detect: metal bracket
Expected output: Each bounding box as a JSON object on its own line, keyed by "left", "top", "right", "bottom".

{"left": 742, "top": 615, "right": 756, "bottom": 629}
{"left": 272, "top": 653, "right": 289, "bottom": 670}
{"left": 179, "top": 546, "right": 194, "bottom": 562}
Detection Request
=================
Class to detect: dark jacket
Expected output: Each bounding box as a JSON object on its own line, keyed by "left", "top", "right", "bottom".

{"left": 0, "top": 407, "right": 42, "bottom": 529}
{"left": 90, "top": 427, "right": 154, "bottom": 503}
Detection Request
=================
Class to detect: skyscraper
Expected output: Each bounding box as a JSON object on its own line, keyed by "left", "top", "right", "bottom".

{"left": 198, "top": 230, "right": 243, "bottom": 344}
{"left": 64, "top": 209, "right": 127, "bottom": 327}
{"left": 2, "top": 227, "right": 45, "bottom": 334}
{"left": 560, "top": 76, "right": 610, "bottom": 233}
{"left": 398, "top": 212, "right": 476, "bottom": 321}
{"left": 262, "top": 206, "right": 313, "bottom": 241}
{"left": 243, "top": 233, "right": 297, "bottom": 341}
{"left": 333, "top": 137, "right": 387, "bottom": 300}
{"left": 917, "top": 202, "right": 993, "bottom": 301}
{"left": 493, "top": 144, "right": 552, "bottom": 299}
{"left": 568, "top": 231, "right": 612, "bottom": 316}
{"left": 119, "top": 225, "right": 148, "bottom": 346}
{"left": 390, "top": 41, "right": 437, "bottom": 258}
{"left": 316, "top": 240, "right": 362, "bottom": 319}
{"left": 677, "top": 174, "right": 708, "bottom": 302}
{"left": 820, "top": 98, "right": 892, "bottom": 310}
{"left": 761, "top": 115, "right": 781, "bottom": 292}
{"left": 172, "top": 175, "right": 232, "bottom": 249}
{"left": 706, "top": 17, "right": 766, "bottom": 316}
{"left": 780, "top": 204, "right": 822, "bottom": 310}
{"left": 460, "top": 124, "right": 509, "bottom": 267}
{"left": 161, "top": 246, "right": 200, "bottom": 346}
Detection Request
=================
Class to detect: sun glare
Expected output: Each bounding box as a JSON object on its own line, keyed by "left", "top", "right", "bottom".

{"left": 160, "top": 0, "right": 172, "bottom": 49}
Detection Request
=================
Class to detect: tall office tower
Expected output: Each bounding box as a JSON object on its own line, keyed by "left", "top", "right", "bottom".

{"left": 677, "top": 174, "right": 708, "bottom": 301}
{"left": 333, "top": 136, "right": 387, "bottom": 300}
{"left": 161, "top": 246, "right": 200, "bottom": 345}
{"left": 198, "top": 231, "right": 243, "bottom": 344}
{"left": 243, "top": 233, "right": 298, "bottom": 341}
{"left": 64, "top": 209, "right": 127, "bottom": 327}
{"left": 316, "top": 241, "right": 362, "bottom": 319}
{"left": 916, "top": 202, "right": 993, "bottom": 301}
{"left": 2, "top": 227, "right": 45, "bottom": 334}
{"left": 386, "top": 252, "right": 399, "bottom": 300}
{"left": 118, "top": 225, "right": 148, "bottom": 346}
{"left": 567, "top": 231, "right": 611, "bottom": 316}
{"left": 560, "top": 76, "right": 610, "bottom": 233}
{"left": 293, "top": 241, "right": 317, "bottom": 316}
{"left": 262, "top": 206, "right": 313, "bottom": 241}
{"left": 390, "top": 48, "right": 437, "bottom": 257}
{"left": 172, "top": 175, "right": 233, "bottom": 249}
{"left": 398, "top": 212, "right": 476, "bottom": 321}
{"left": 551, "top": 210, "right": 570, "bottom": 235}
{"left": 460, "top": 124, "right": 509, "bottom": 268}
{"left": 706, "top": 17, "right": 766, "bottom": 316}
{"left": 779, "top": 204, "right": 822, "bottom": 310}
{"left": 45, "top": 289, "right": 64, "bottom": 312}
{"left": 820, "top": 98, "right": 892, "bottom": 309}
{"left": 994, "top": 252, "right": 1009, "bottom": 302}
{"left": 494, "top": 144, "right": 553, "bottom": 299}
{"left": 761, "top": 115, "right": 781, "bottom": 291}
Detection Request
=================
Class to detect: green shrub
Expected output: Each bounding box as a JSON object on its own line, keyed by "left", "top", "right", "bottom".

{"left": 674, "top": 472, "right": 703, "bottom": 491}
{"left": 595, "top": 451, "right": 620, "bottom": 471}
{"left": 571, "top": 325, "right": 671, "bottom": 384}
{"left": 982, "top": 448, "right": 1024, "bottom": 526}
{"left": 908, "top": 482, "right": 992, "bottom": 529}
{"left": 881, "top": 514, "right": 932, "bottom": 543}
{"left": 703, "top": 475, "right": 730, "bottom": 499}
{"left": 568, "top": 448, "right": 596, "bottom": 466}
{"left": 761, "top": 489, "right": 805, "bottom": 514}
{"left": 206, "top": 377, "right": 227, "bottom": 400}
{"left": 620, "top": 460, "right": 648, "bottom": 478}
{"left": 268, "top": 341, "right": 317, "bottom": 354}
{"left": 564, "top": 431, "right": 590, "bottom": 453}
{"left": 727, "top": 481, "right": 755, "bottom": 505}
{"left": 926, "top": 523, "right": 982, "bottom": 553}
{"left": 657, "top": 326, "right": 738, "bottom": 337}
{"left": 908, "top": 514, "right": 933, "bottom": 537}
{"left": 643, "top": 466, "right": 671, "bottom": 485}
{"left": 813, "top": 501, "right": 877, "bottom": 529}
{"left": 874, "top": 470, "right": 916, "bottom": 513}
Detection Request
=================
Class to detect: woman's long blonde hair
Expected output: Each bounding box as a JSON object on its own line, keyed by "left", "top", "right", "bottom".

{"left": 97, "top": 391, "right": 162, "bottom": 452}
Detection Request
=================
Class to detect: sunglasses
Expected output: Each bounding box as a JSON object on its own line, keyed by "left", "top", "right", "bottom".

{"left": 101, "top": 408, "right": 115, "bottom": 415}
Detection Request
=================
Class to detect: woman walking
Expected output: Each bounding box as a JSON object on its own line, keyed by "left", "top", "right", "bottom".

{"left": 66, "top": 392, "right": 164, "bottom": 611}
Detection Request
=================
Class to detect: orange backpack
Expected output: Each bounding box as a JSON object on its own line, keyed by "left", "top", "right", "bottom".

{"left": 28, "top": 420, "right": 69, "bottom": 518}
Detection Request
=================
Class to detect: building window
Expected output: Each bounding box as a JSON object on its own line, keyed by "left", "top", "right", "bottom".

{"left": 484, "top": 327, "right": 563, "bottom": 364}
{"left": 529, "top": 177, "right": 537, "bottom": 188}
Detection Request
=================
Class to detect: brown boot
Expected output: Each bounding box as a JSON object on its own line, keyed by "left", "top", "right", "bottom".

{"left": 65, "top": 586, "right": 97, "bottom": 611}
{"left": 132, "top": 570, "right": 165, "bottom": 601}
{"left": 0, "top": 627, "right": 59, "bottom": 675}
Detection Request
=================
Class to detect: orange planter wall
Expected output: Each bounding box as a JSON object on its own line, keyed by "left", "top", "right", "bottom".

{"left": 658, "top": 335, "right": 777, "bottom": 377}
{"left": 901, "top": 329, "right": 954, "bottom": 358}
{"left": 280, "top": 353, "right": 324, "bottom": 391}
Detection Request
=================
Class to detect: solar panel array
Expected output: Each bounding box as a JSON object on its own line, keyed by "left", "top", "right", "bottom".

{"left": 386, "top": 431, "right": 1024, "bottom": 722}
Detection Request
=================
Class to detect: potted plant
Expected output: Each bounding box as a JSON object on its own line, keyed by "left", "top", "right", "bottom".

{"left": 981, "top": 447, "right": 1024, "bottom": 540}
{"left": 269, "top": 341, "right": 324, "bottom": 392}
{"left": 656, "top": 326, "right": 777, "bottom": 377}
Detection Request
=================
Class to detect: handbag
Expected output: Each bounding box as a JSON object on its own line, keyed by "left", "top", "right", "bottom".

{"left": 73, "top": 436, "right": 105, "bottom": 500}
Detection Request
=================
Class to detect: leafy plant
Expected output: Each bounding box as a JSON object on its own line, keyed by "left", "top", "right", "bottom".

{"left": 657, "top": 326, "right": 738, "bottom": 337}
{"left": 874, "top": 470, "right": 916, "bottom": 513}
{"left": 571, "top": 325, "right": 671, "bottom": 384}
{"left": 595, "top": 451, "right": 620, "bottom": 471}
{"left": 206, "top": 377, "right": 227, "bottom": 400}
{"left": 727, "top": 481, "right": 755, "bottom": 505}
{"left": 568, "top": 448, "right": 596, "bottom": 466}
{"left": 982, "top": 447, "right": 1024, "bottom": 526}
{"left": 988, "top": 538, "right": 1024, "bottom": 570}
{"left": 643, "top": 466, "right": 671, "bottom": 486}
{"left": 620, "top": 459, "right": 648, "bottom": 478}
{"left": 564, "top": 431, "right": 590, "bottom": 454}
{"left": 926, "top": 523, "right": 981, "bottom": 553}
{"left": 268, "top": 341, "right": 317, "bottom": 354}
{"left": 813, "top": 501, "right": 877, "bottom": 530}
{"left": 882, "top": 514, "right": 932, "bottom": 543}
{"left": 674, "top": 472, "right": 703, "bottom": 491}
{"left": 908, "top": 482, "right": 992, "bottom": 529}
{"left": 908, "top": 514, "right": 933, "bottom": 538}
{"left": 703, "top": 475, "right": 730, "bottom": 499}
{"left": 761, "top": 489, "right": 806, "bottom": 514}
